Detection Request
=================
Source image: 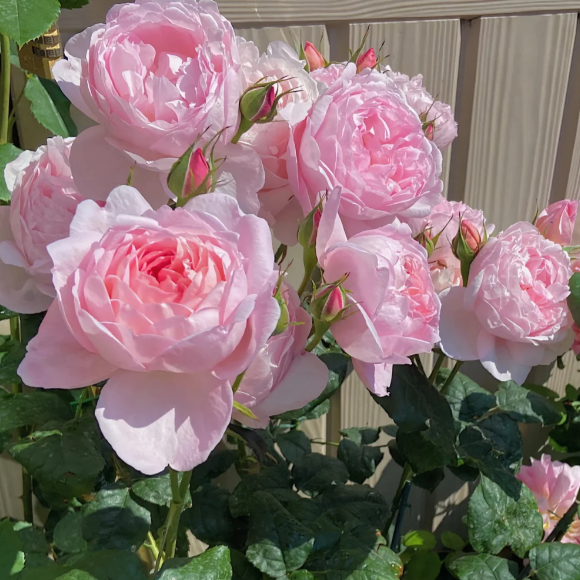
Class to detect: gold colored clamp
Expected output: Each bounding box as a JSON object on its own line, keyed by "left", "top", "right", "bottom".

{"left": 18, "top": 23, "right": 63, "bottom": 79}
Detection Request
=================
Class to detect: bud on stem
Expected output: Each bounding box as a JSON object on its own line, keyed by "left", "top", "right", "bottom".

{"left": 356, "top": 48, "right": 377, "bottom": 72}
{"left": 452, "top": 218, "right": 483, "bottom": 286}
{"left": 302, "top": 41, "right": 325, "bottom": 72}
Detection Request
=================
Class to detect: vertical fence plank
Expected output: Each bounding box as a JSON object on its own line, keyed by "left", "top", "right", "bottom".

{"left": 462, "top": 14, "right": 576, "bottom": 231}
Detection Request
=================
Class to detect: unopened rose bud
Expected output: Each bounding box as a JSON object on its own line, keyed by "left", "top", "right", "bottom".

{"left": 241, "top": 84, "right": 276, "bottom": 123}
{"left": 298, "top": 206, "right": 322, "bottom": 278}
{"left": 423, "top": 121, "right": 435, "bottom": 141}
{"left": 415, "top": 230, "right": 435, "bottom": 257}
{"left": 311, "top": 282, "right": 349, "bottom": 324}
{"left": 356, "top": 48, "right": 377, "bottom": 72}
{"left": 461, "top": 221, "right": 481, "bottom": 253}
{"left": 167, "top": 145, "right": 212, "bottom": 203}
{"left": 273, "top": 286, "right": 290, "bottom": 336}
{"left": 452, "top": 219, "right": 484, "bottom": 286}
{"left": 304, "top": 42, "right": 325, "bottom": 71}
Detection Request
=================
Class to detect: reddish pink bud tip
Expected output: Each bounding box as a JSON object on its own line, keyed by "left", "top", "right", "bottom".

{"left": 321, "top": 286, "right": 345, "bottom": 320}
{"left": 356, "top": 48, "right": 377, "bottom": 73}
{"left": 304, "top": 41, "right": 325, "bottom": 71}
{"left": 425, "top": 123, "right": 435, "bottom": 141}
{"left": 309, "top": 208, "right": 323, "bottom": 246}
{"left": 461, "top": 221, "right": 481, "bottom": 252}
{"left": 184, "top": 148, "right": 210, "bottom": 197}
{"left": 252, "top": 85, "right": 276, "bottom": 122}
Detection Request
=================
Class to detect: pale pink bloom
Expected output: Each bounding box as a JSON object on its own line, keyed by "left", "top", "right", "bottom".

{"left": 237, "top": 40, "right": 319, "bottom": 244}
{"left": 0, "top": 137, "right": 83, "bottom": 314}
{"left": 18, "top": 188, "right": 280, "bottom": 474}
{"left": 315, "top": 188, "right": 440, "bottom": 396}
{"left": 406, "top": 199, "right": 494, "bottom": 293}
{"left": 288, "top": 64, "right": 443, "bottom": 237}
{"left": 517, "top": 455, "right": 580, "bottom": 544}
{"left": 234, "top": 283, "right": 328, "bottom": 427}
{"left": 356, "top": 48, "right": 377, "bottom": 73}
{"left": 310, "top": 63, "right": 347, "bottom": 87}
{"left": 439, "top": 222, "right": 573, "bottom": 385}
{"left": 303, "top": 42, "right": 325, "bottom": 71}
{"left": 536, "top": 200, "right": 578, "bottom": 247}
{"left": 386, "top": 70, "right": 457, "bottom": 150}
{"left": 53, "top": 0, "right": 262, "bottom": 213}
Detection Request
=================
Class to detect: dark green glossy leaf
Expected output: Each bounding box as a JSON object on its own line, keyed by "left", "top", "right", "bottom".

{"left": 0, "top": 143, "right": 22, "bottom": 202}
{"left": 65, "top": 550, "right": 148, "bottom": 580}
{"left": 155, "top": 546, "right": 232, "bottom": 580}
{"left": 0, "top": 339, "right": 25, "bottom": 385}
{"left": 404, "top": 550, "right": 441, "bottom": 580}
{"left": 14, "top": 521, "right": 51, "bottom": 570}
{"left": 568, "top": 273, "right": 580, "bottom": 328}
{"left": 190, "top": 449, "right": 237, "bottom": 489}
{"left": 477, "top": 414, "right": 522, "bottom": 469}
{"left": 246, "top": 491, "right": 314, "bottom": 577}
{"left": 81, "top": 486, "right": 151, "bottom": 552}
{"left": 292, "top": 453, "right": 349, "bottom": 495}
{"left": 496, "top": 381, "right": 562, "bottom": 425}
{"left": 0, "top": 0, "right": 59, "bottom": 46}
{"left": 0, "top": 390, "right": 72, "bottom": 431}
{"left": 60, "top": 0, "right": 90, "bottom": 8}
{"left": 276, "top": 430, "right": 312, "bottom": 464}
{"left": 529, "top": 543, "right": 580, "bottom": 580}
{"left": 402, "top": 530, "right": 436, "bottom": 551}
{"left": 0, "top": 519, "right": 25, "bottom": 577}
{"left": 132, "top": 472, "right": 191, "bottom": 507}
{"left": 339, "top": 427, "right": 380, "bottom": 445}
{"left": 441, "top": 531, "right": 466, "bottom": 552}
{"left": 230, "top": 550, "right": 261, "bottom": 580}
{"left": 449, "top": 554, "right": 518, "bottom": 580}
{"left": 550, "top": 407, "right": 580, "bottom": 453}
{"left": 467, "top": 476, "right": 543, "bottom": 557}
{"left": 412, "top": 467, "right": 445, "bottom": 492}
{"left": 53, "top": 512, "right": 87, "bottom": 554}
{"left": 441, "top": 369, "right": 495, "bottom": 423}
{"left": 337, "top": 439, "right": 383, "bottom": 484}
{"left": 0, "top": 306, "right": 17, "bottom": 320}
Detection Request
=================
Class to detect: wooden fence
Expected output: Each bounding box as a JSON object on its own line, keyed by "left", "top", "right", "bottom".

{"left": 3, "top": 0, "right": 580, "bottom": 538}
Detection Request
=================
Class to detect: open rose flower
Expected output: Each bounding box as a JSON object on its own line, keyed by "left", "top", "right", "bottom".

{"left": 53, "top": 0, "right": 262, "bottom": 212}
{"left": 237, "top": 40, "right": 319, "bottom": 244}
{"left": 536, "top": 200, "right": 578, "bottom": 247}
{"left": 315, "top": 188, "right": 440, "bottom": 395}
{"left": 517, "top": 455, "right": 580, "bottom": 544}
{"left": 233, "top": 282, "right": 328, "bottom": 426}
{"left": 439, "top": 222, "right": 573, "bottom": 384}
{"left": 0, "top": 137, "right": 83, "bottom": 314}
{"left": 288, "top": 64, "right": 443, "bottom": 237}
{"left": 407, "top": 198, "right": 494, "bottom": 293}
{"left": 386, "top": 70, "right": 457, "bottom": 150}
{"left": 18, "top": 187, "right": 280, "bottom": 474}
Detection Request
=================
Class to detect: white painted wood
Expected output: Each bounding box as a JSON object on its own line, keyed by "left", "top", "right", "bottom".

{"left": 350, "top": 19, "right": 460, "bottom": 188}
{"left": 235, "top": 25, "right": 329, "bottom": 56}
{"left": 463, "top": 14, "right": 576, "bottom": 231}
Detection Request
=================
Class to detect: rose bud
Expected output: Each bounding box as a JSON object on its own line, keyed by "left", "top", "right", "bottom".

{"left": 461, "top": 220, "right": 481, "bottom": 252}
{"left": 452, "top": 218, "right": 484, "bottom": 285}
{"left": 167, "top": 145, "right": 212, "bottom": 204}
{"left": 356, "top": 48, "right": 377, "bottom": 72}
{"left": 303, "top": 41, "right": 325, "bottom": 71}
{"left": 311, "top": 281, "right": 349, "bottom": 324}
{"left": 241, "top": 84, "right": 277, "bottom": 123}
{"left": 536, "top": 200, "right": 578, "bottom": 247}
{"left": 297, "top": 205, "right": 323, "bottom": 286}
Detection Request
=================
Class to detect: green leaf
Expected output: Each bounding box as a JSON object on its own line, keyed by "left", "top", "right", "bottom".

{"left": 477, "top": 414, "right": 522, "bottom": 469}
{"left": 24, "top": 76, "right": 76, "bottom": 138}
{"left": 14, "top": 521, "right": 51, "bottom": 570}
{"left": 291, "top": 453, "right": 349, "bottom": 495}
{"left": 132, "top": 472, "right": 191, "bottom": 507}
{"left": 529, "top": 543, "right": 580, "bottom": 580}
{"left": 550, "top": 407, "right": 580, "bottom": 453}
{"left": 337, "top": 439, "right": 383, "bottom": 484}
{"left": 59, "top": 0, "right": 89, "bottom": 8}
{"left": 155, "top": 546, "right": 232, "bottom": 580}
{"left": 230, "top": 550, "right": 261, "bottom": 580}
{"left": 276, "top": 352, "right": 349, "bottom": 422}
{"left": 0, "top": 0, "right": 60, "bottom": 46}
{"left": 9, "top": 416, "right": 104, "bottom": 501}
{"left": 0, "top": 339, "right": 25, "bottom": 385}
{"left": 0, "top": 390, "right": 72, "bottom": 431}
{"left": 0, "top": 519, "right": 25, "bottom": 577}
{"left": 404, "top": 550, "right": 441, "bottom": 580}
{"left": 339, "top": 427, "right": 380, "bottom": 445}
{"left": 53, "top": 512, "right": 87, "bottom": 554}
{"left": 0, "top": 305, "right": 18, "bottom": 320}
{"left": 402, "top": 530, "right": 437, "bottom": 551}
{"left": 467, "top": 476, "right": 543, "bottom": 557}
{"left": 182, "top": 484, "right": 235, "bottom": 546}
{"left": 449, "top": 554, "right": 518, "bottom": 580}
{"left": 412, "top": 467, "right": 445, "bottom": 492}
{"left": 0, "top": 143, "right": 22, "bottom": 202}
{"left": 229, "top": 465, "right": 295, "bottom": 518}
{"left": 276, "top": 430, "right": 312, "bottom": 464}
{"left": 64, "top": 550, "right": 148, "bottom": 580}
{"left": 17, "top": 563, "right": 69, "bottom": 580}
{"left": 233, "top": 400, "right": 259, "bottom": 420}
{"left": 81, "top": 486, "right": 151, "bottom": 552}
{"left": 441, "top": 531, "right": 466, "bottom": 552}
{"left": 496, "top": 381, "right": 562, "bottom": 425}
{"left": 246, "top": 491, "right": 314, "bottom": 577}
{"left": 441, "top": 369, "right": 495, "bottom": 423}
{"left": 190, "top": 449, "right": 237, "bottom": 489}
{"left": 568, "top": 272, "right": 580, "bottom": 328}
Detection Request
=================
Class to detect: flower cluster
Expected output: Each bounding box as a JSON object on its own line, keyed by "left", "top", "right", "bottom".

{"left": 2, "top": 0, "right": 578, "bottom": 477}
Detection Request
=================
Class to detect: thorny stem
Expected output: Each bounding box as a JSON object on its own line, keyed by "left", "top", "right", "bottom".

{"left": 145, "top": 531, "right": 160, "bottom": 561}
{"left": 428, "top": 352, "right": 446, "bottom": 385}
{"left": 305, "top": 322, "right": 328, "bottom": 352}
{"left": 383, "top": 463, "right": 414, "bottom": 538}
{"left": 440, "top": 360, "right": 464, "bottom": 395}
{"left": 0, "top": 34, "right": 11, "bottom": 144}
{"left": 390, "top": 481, "right": 412, "bottom": 552}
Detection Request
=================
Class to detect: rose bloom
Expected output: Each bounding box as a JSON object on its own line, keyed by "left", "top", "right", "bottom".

{"left": 18, "top": 187, "right": 280, "bottom": 474}
{"left": 536, "top": 200, "right": 579, "bottom": 247}
{"left": 0, "top": 137, "right": 83, "bottom": 314}
{"left": 233, "top": 282, "right": 328, "bottom": 426}
{"left": 439, "top": 222, "right": 573, "bottom": 384}
{"left": 316, "top": 188, "right": 440, "bottom": 395}
{"left": 517, "top": 455, "right": 580, "bottom": 544}
{"left": 407, "top": 198, "right": 494, "bottom": 293}
{"left": 385, "top": 70, "right": 457, "bottom": 150}
{"left": 288, "top": 63, "right": 443, "bottom": 237}
{"left": 237, "top": 40, "right": 320, "bottom": 244}
{"left": 53, "top": 0, "right": 263, "bottom": 211}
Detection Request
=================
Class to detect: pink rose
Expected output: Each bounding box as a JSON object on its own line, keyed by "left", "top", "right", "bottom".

{"left": 310, "top": 63, "right": 348, "bottom": 87}
{"left": 0, "top": 137, "right": 83, "bottom": 314}
{"left": 407, "top": 199, "right": 494, "bottom": 293}
{"left": 536, "top": 200, "right": 578, "bottom": 247}
{"left": 237, "top": 40, "right": 319, "bottom": 244}
{"left": 439, "top": 222, "right": 573, "bottom": 384}
{"left": 233, "top": 282, "right": 328, "bottom": 426}
{"left": 386, "top": 70, "right": 458, "bottom": 150}
{"left": 303, "top": 42, "right": 325, "bottom": 71}
{"left": 288, "top": 64, "right": 443, "bottom": 237}
{"left": 53, "top": 0, "right": 262, "bottom": 212}
{"left": 316, "top": 188, "right": 440, "bottom": 395}
{"left": 356, "top": 48, "right": 377, "bottom": 73}
{"left": 18, "top": 187, "right": 280, "bottom": 474}
{"left": 517, "top": 455, "right": 580, "bottom": 544}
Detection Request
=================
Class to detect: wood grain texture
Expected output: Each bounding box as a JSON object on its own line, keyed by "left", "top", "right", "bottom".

{"left": 351, "top": 19, "right": 460, "bottom": 188}
{"left": 463, "top": 14, "right": 576, "bottom": 231}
